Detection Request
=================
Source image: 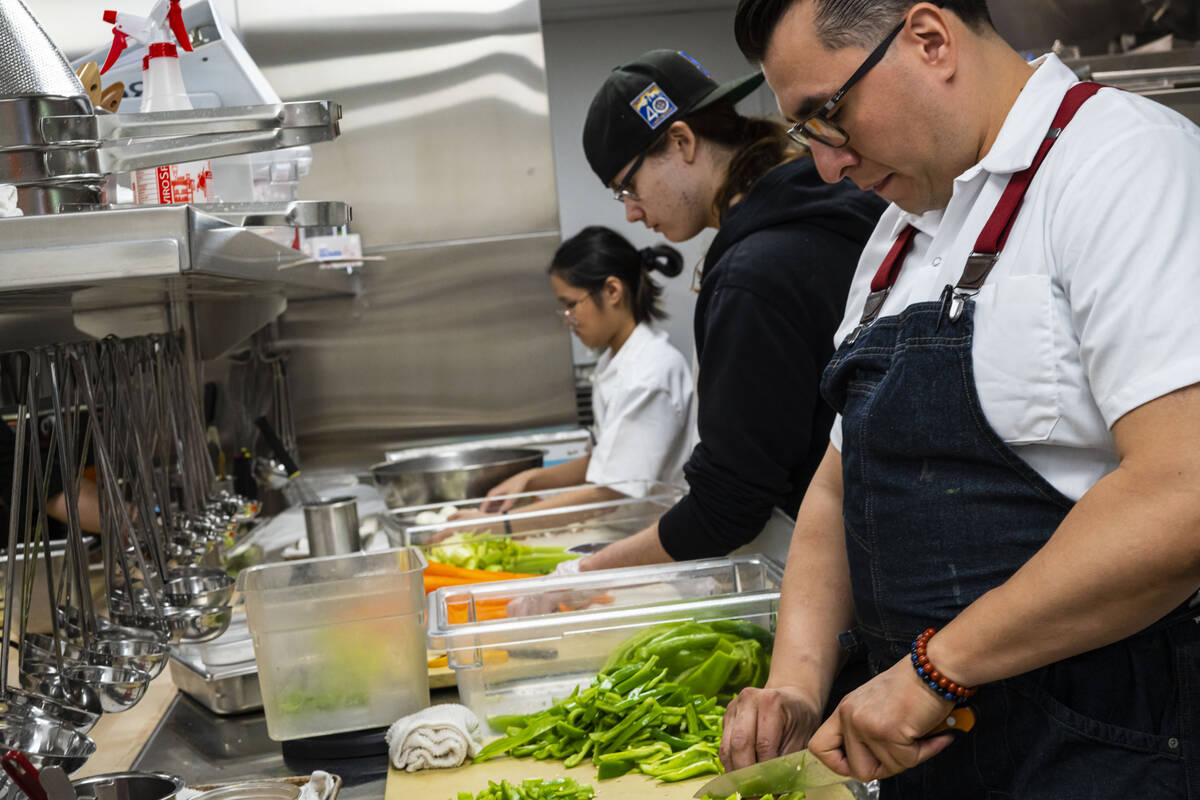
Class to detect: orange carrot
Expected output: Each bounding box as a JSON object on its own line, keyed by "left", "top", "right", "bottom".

{"left": 424, "top": 560, "right": 538, "bottom": 581}
{"left": 422, "top": 573, "right": 532, "bottom": 595}
{"left": 446, "top": 601, "right": 511, "bottom": 624}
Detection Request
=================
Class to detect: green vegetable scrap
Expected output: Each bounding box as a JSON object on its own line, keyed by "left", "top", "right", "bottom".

{"left": 278, "top": 687, "right": 369, "bottom": 714}
{"left": 450, "top": 777, "right": 594, "bottom": 800}
{"left": 429, "top": 532, "right": 579, "bottom": 574}
{"left": 601, "top": 619, "right": 773, "bottom": 698}
{"left": 700, "top": 794, "right": 806, "bottom": 800}
{"left": 474, "top": 654, "right": 726, "bottom": 784}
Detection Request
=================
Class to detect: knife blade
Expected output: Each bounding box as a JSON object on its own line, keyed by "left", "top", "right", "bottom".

{"left": 695, "top": 707, "right": 976, "bottom": 798}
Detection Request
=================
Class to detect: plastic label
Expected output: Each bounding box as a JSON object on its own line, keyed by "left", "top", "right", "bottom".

{"left": 132, "top": 160, "right": 213, "bottom": 204}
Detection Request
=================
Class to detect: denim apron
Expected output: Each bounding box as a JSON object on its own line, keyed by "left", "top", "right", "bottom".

{"left": 820, "top": 83, "right": 1200, "bottom": 799}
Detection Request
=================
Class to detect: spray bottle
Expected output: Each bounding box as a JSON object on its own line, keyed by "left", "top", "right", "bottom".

{"left": 101, "top": 0, "right": 214, "bottom": 204}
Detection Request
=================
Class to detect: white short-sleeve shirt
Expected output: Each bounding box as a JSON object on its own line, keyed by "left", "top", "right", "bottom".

{"left": 829, "top": 54, "right": 1200, "bottom": 501}
{"left": 586, "top": 322, "right": 694, "bottom": 497}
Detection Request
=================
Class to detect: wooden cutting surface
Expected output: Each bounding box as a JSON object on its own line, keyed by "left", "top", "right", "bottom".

{"left": 384, "top": 758, "right": 709, "bottom": 800}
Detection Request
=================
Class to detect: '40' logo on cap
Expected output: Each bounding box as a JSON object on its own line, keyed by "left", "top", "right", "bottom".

{"left": 631, "top": 83, "right": 677, "bottom": 130}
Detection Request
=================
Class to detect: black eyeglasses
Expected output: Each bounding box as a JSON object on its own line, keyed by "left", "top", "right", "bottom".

{"left": 611, "top": 131, "right": 668, "bottom": 203}
{"left": 786, "top": 19, "right": 905, "bottom": 149}
{"left": 612, "top": 150, "right": 648, "bottom": 203}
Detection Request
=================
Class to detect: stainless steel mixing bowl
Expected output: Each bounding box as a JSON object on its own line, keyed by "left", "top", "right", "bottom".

{"left": 370, "top": 447, "right": 544, "bottom": 508}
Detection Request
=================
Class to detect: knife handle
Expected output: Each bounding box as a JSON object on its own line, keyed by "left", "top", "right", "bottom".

{"left": 255, "top": 416, "right": 300, "bottom": 477}
{"left": 931, "top": 706, "right": 975, "bottom": 734}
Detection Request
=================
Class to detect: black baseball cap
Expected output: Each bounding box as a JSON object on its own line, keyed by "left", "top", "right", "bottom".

{"left": 583, "top": 49, "right": 765, "bottom": 187}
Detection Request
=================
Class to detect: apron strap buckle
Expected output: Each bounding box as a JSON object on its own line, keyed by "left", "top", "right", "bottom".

{"left": 948, "top": 288, "right": 979, "bottom": 322}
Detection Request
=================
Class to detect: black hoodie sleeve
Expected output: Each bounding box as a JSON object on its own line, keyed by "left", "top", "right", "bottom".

{"left": 657, "top": 240, "right": 831, "bottom": 560}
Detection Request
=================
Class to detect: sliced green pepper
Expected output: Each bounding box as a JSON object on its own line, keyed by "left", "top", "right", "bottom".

{"left": 596, "top": 759, "right": 636, "bottom": 780}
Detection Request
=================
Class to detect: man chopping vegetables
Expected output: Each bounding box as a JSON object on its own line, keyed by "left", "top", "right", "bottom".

{"left": 719, "top": 0, "right": 1200, "bottom": 797}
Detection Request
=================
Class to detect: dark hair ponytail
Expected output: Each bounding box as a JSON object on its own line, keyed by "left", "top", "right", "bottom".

{"left": 550, "top": 226, "right": 682, "bottom": 323}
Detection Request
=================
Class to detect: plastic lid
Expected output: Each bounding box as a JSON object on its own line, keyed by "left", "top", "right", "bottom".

{"left": 426, "top": 554, "right": 783, "bottom": 651}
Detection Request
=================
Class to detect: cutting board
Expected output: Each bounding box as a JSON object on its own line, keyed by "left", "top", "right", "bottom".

{"left": 385, "top": 758, "right": 708, "bottom": 800}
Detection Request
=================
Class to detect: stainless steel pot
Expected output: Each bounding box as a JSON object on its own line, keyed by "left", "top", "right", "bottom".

{"left": 72, "top": 771, "right": 184, "bottom": 800}
{"left": 370, "top": 447, "right": 544, "bottom": 508}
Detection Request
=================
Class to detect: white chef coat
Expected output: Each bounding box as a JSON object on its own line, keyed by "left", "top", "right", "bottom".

{"left": 587, "top": 322, "right": 693, "bottom": 497}
{"left": 830, "top": 54, "right": 1200, "bottom": 501}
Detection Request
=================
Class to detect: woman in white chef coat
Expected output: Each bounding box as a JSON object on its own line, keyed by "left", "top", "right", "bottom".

{"left": 470, "top": 225, "right": 693, "bottom": 522}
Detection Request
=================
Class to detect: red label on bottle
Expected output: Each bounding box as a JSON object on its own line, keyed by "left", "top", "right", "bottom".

{"left": 157, "top": 165, "right": 173, "bottom": 204}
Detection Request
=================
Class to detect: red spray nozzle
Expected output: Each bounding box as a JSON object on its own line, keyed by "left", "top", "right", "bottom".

{"left": 101, "top": 28, "right": 129, "bottom": 74}
{"left": 102, "top": 9, "right": 117, "bottom": 23}
{"left": 167, "top": 0, "right": 193, "bottom": 52}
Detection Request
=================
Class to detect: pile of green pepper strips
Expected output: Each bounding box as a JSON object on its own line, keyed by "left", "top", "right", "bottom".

{"left": 447, "top": 778, "right": 806, "bottom": 800}
{"left": 472, "top": 620, "right": 773, "bottom": 784}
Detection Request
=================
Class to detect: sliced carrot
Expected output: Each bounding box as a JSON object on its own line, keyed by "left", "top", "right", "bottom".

{"left": 424, "top": 560, "right": 538, "bottom": 581}
{"left": 446, "top": 601, "right": 511, "bottom": 624}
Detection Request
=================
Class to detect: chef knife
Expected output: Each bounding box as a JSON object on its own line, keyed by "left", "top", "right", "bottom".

{"left": 695, "top": 707, "right": 975, "bottom": 799}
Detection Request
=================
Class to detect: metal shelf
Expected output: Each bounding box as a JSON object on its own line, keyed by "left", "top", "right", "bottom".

{"left": 0, "top": 203, "right": 357, "bottom": 354}
{"left": 62, "top": 200, "right": 353, "bottom": 230}
{"left": 0, "top": 203, "right": 354, "bottom": 308}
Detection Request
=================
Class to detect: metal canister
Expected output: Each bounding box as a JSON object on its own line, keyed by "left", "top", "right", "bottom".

{"left": 302, "top": 496, "right": 360, "bottom": 557}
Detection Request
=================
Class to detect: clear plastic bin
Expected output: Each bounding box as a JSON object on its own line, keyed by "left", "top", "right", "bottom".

{"left": 394, "top": 482, "right": 683, "bottom": 551}
{"left": 426, "top": 555, "right": 782, "bottom": 727}
{"left": 237, "top": 548, "right": 429, "bottom": 741}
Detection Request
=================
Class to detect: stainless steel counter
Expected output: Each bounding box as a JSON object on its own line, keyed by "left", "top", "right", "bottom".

{"left": 131, "top": 691, "right": 400, "bottom": 799}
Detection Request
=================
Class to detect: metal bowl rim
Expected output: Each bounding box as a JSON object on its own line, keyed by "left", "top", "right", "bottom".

{"left": 369, "top": 447, "right": 544, "bottom": 477}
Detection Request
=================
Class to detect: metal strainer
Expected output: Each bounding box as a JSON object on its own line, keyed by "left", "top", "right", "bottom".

{"left": 0, "top": 0, "right": 85, "bottom": 98}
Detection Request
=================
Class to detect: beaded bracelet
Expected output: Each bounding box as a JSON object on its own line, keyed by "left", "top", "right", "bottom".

{"left": 911, "top": 628, "right": 978, "bottom": 703}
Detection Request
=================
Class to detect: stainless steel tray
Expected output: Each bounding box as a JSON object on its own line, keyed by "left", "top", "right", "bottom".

{"left": 169, "top": 653, "right": 262, "bottom": 716}
{"left": 169, "top": 615, "right": 262, "bottom": 715}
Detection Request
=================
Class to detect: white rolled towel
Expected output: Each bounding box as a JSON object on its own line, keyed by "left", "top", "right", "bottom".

{"left": 386, "top": 703, "right": 484, "bottom": 772}
{"left": 0, "top": 185, "right": 23, "bottom": 218}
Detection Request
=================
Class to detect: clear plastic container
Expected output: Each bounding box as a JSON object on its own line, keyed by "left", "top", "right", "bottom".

{"left": 394, "top": 482, "right": 683, "bottom": 550}
{"left": 426, "top": 555, "right": 783, "bottom": 727}
{"left": 237, "top": 547, "right": 429, "bottom": 741}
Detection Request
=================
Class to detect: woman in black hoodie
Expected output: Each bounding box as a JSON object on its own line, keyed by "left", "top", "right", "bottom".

{"left": 566, "top": 49, "right": 884, "bottom": 571}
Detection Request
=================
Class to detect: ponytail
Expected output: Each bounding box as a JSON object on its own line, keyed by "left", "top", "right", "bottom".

{"left": 550, "top": 227, "right": 683, "bottom": 323}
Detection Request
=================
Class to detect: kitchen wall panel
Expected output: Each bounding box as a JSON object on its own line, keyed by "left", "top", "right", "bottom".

{"left": 231, "top": 0, "right": 576, "bottom": 467}
{"left": 274, "top": 233, "right": 575, "bottom": 469}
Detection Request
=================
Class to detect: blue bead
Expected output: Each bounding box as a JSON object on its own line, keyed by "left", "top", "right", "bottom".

{"left": 917, "top": 667, "right": 925, "bottom": 677}
{"left": 944, "top": 692, "right": 954, "bottom": 701}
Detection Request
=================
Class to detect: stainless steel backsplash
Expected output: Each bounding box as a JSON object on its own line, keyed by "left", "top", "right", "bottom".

{"left": 231, "top": 0, "right": 574, "bottom": 468}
